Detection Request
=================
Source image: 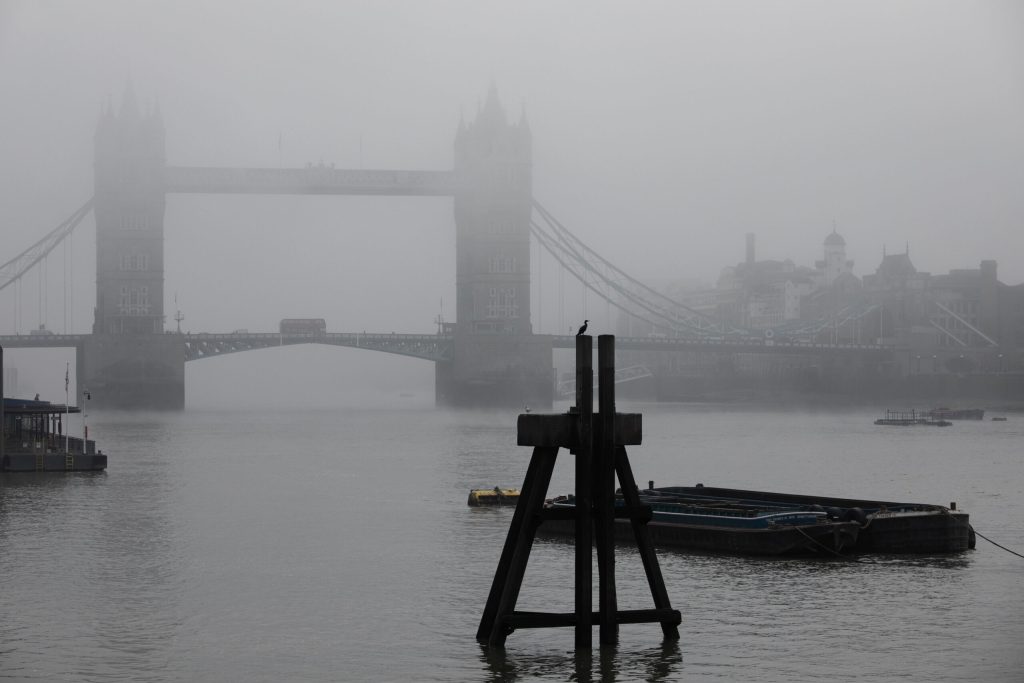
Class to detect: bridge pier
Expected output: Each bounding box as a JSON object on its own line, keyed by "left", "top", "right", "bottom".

{"left": 80, "top": 335, "right": 184, "bottom": 410}
{"left": 435, "top": 333, "right": 553, "bottom": 409}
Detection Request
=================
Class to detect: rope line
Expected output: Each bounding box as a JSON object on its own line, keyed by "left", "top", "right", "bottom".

{"left": 972, "top": 526, "right": 1024, "bottom": 559}
{"left": 792, "top": 525, "right": 871, "bottom": 563}
{"left": 946, "top": 510, "right": 1023, "bottom": 560}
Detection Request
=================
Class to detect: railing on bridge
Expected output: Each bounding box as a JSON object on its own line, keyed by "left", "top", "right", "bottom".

{"left": 548, "top": 334, "right": 889, "bottom": 353}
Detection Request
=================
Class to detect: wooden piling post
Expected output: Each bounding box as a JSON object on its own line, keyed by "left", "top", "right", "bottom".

{"left": 476, "top": 446, "right": 558, "bottom": 645}
{"left": 477, "top": 334, "right": 681, "bottom": 648}
{"left": 0, "top": 346, "right": 5, "bottom": 463}
{"left": 574, "top": 334, "right": 593, "bottom": 647}
{"left": 615, "top": 444, "right": 680, "bottom": 640}
{"left": 596, "top": 335, "right": 618, "bottom": 644}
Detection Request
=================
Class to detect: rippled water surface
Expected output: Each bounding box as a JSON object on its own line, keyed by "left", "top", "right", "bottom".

{"left": 1, "top": 403, "right": 1021, "bottom": 682}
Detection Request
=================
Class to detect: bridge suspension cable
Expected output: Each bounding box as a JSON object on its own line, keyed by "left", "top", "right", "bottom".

{"left": 530, "top": 200, "right": 747, "bottom": 338}
{"left": 772, "top": 302, "right": 879, "bottom": 343}
{"left": 0, "top": 198, "right": 94, "bottom": 294}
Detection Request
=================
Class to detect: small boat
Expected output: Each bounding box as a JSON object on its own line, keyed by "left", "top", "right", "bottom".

{"left": 928, "top": 407, "right": 984, "bottom": 420}
{"left": 468, "top": 487, "right": 520, "bottom": 506}
{"left": 991, "top": 416, "right": 1008, "bottom": 422}
{"left": 874, "top": 409, "right": 951, "bottom": 426}
{"left": 643, "top": 485, "right": 974, "bottom": 554}
{"left": 539, "top": 493, "right": 861, "bottom": 556}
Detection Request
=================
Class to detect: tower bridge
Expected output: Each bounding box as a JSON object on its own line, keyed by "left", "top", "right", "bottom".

{"left": 2, "top": 85, "right": 897, "bottom": 409}
{"left": 0, "top": 324, "right": 889, "bottom": 408}
{"left": 0, "top": 331, "right": 883, "bottom": 360}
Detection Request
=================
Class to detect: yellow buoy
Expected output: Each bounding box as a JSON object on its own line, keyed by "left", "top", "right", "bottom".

{"left": 467, "top": 487, "right": 520, "bottom": 506}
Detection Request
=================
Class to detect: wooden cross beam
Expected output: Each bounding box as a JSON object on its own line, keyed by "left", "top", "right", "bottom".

{"left": 477, "top": 334, "right": 681, "bottom": 648}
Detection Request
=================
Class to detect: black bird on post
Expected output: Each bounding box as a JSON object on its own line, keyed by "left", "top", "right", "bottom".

{"left": 576, "top": 320, "right": 589, "bottom": 336}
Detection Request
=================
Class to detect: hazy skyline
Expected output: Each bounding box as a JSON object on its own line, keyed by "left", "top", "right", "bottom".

{"left": 2, "top": 1, "right": 1023, "bottom": 402}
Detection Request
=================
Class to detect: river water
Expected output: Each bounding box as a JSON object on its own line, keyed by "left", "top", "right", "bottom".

{"left": 1, "top": 401, "right": 1021, "bottom": 682}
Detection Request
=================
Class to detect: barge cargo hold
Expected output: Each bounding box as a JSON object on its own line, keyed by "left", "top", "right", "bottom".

{"left": 647, "top": 485, "right": 974, "bottom": 554}
{"left": 540, "top": 495, "right": 861, "bottom": 557}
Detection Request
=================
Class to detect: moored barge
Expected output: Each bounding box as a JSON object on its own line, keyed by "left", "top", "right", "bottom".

{"left": 2, "top": 397, "right": 106, "bottom": 472}
{"left": 875, "top": 409, "right": 951, "bottom": 427}
{"left": 648, "top": 484, "right": 973, "bottom": 554}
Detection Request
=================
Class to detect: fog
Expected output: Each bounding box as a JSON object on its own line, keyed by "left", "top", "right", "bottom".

{"left": 1, "top": 1, "right": 1022, "bottom": 405}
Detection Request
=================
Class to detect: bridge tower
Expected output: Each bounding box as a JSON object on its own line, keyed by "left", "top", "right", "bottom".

{"left": 83, "top": 85, "right": 184, "bottom": 408}
{"left": 437, "top": 87, "right": 553, "bottom": 407}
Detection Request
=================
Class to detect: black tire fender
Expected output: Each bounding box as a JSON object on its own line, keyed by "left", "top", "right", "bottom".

{"left": 842, "top": 507, "right": 868, "bottom": 525}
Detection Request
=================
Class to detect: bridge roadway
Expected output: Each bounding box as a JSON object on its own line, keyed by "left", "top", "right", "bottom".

{"left": 0, "top": 332, "right": 454, "bottom": 362}
{"left": 0, "top": 331, "right": 889, "bottom": 361}
{"left": 0, "top": 333, "right": 90, "bottom": 349}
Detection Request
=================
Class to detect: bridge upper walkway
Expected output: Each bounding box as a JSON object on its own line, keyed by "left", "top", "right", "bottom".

{"left": 163, "top": 166, "right": 460, "bottom": 196}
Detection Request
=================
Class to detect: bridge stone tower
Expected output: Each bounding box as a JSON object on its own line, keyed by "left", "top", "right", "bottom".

{"left": 436, "top": 87, "right": 553, "bottom": 407}
{"left": 84, "top": 86, "right": 184, "bottom": 408}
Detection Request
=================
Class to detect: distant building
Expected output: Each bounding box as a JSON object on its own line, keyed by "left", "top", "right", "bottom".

{"left": 714, "top": 231, "right": 856, "bottom": 331}
{"left": 617, "top": 227, "right": 1023, "bottom": 372}
{"left": 816, "top": 229, "right": 855, "bottom": 286}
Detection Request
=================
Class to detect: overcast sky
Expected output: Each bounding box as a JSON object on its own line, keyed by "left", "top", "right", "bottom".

{"left": 2, "top": 1, "right": 1022, "bottom": 400}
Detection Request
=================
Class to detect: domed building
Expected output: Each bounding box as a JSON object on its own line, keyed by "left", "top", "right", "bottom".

{"left": 816, "top": 229, "right": 855, "bottom": 287}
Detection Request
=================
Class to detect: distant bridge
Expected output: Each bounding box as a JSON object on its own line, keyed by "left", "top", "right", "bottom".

{"left": 0, "top": 332, "right": 453, "bottom": 362}
{"left": 0, "top": 330, "right": 888, "bottom": 360}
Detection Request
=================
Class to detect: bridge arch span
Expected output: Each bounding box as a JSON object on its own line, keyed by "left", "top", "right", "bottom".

{"left": 183, "top": 338, "right": 439, "bottom": 408}
{"left": 183, "top": 332, "right": 452, "bottom": 363}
